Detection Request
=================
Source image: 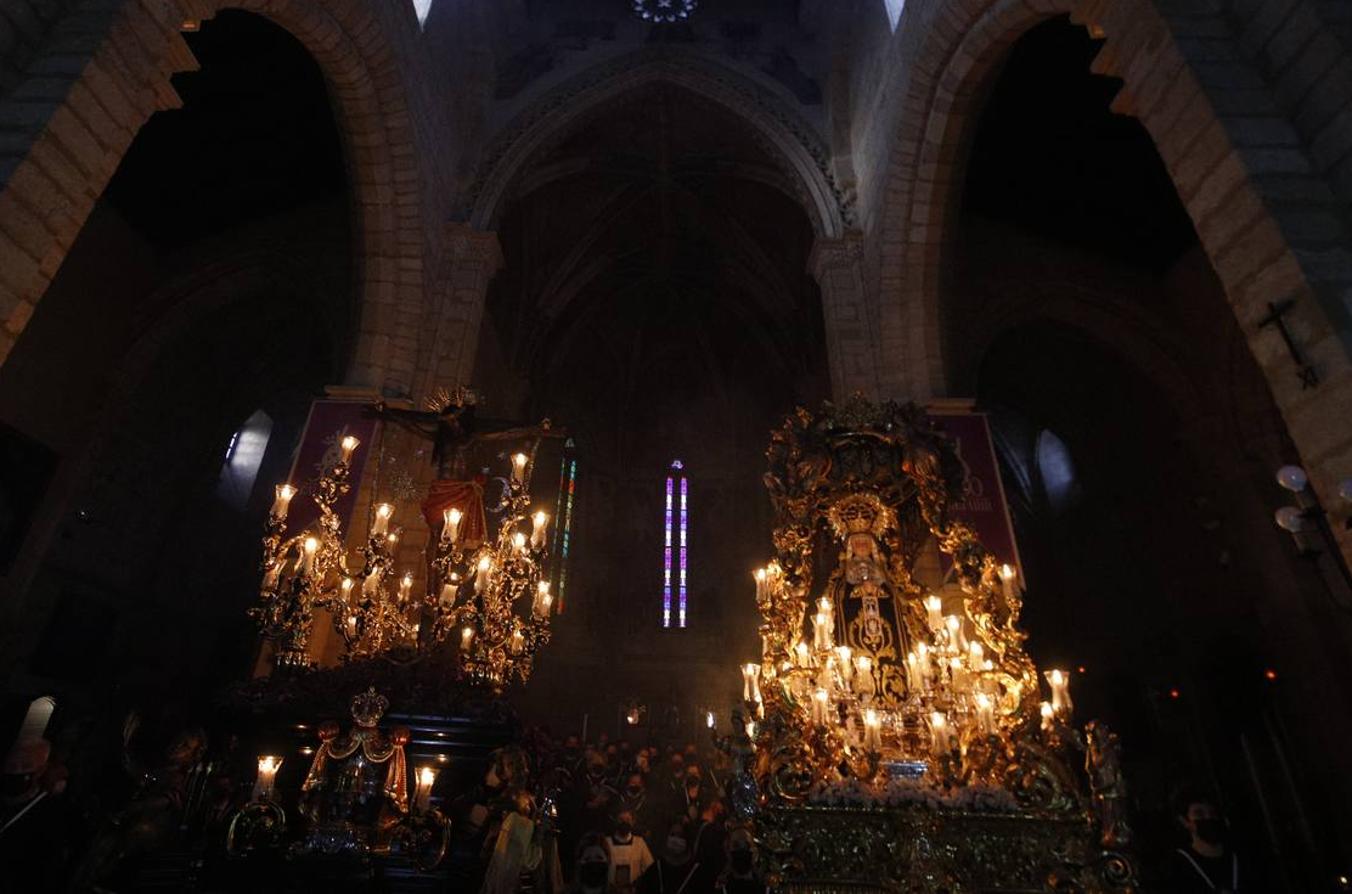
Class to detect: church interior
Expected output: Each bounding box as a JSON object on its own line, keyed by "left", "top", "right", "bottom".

{"left": 1, "top": 1, "right": 1351, "bottom": 891}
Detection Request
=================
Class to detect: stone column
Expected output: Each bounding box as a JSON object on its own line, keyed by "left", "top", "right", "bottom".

{"left": 416, "top": 222, "right": 504, "bottom": 401}
{"left": 809, "top": 233, "right": 881, "bottom": 401}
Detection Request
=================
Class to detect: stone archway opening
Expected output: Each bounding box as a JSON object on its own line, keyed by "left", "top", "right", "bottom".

{"left": 949, "top": 16, "right": 1352, "bottom": 884}
{"left": 469, "top": 80, "right": 833, "bottom": 739}
{"left": 0, "top": 10, "right": 354, "bottom": 713}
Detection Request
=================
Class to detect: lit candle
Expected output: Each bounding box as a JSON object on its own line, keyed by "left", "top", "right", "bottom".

{"left": 855, "top": 655, "right": 875, "bottom": 697}
{"left": 863, "top": 708, "right": 882, "bottom": 751}
{"left": 929, "top": 713, "right": 951, "bottom": 757}
{"left": 372, "top": 503, "right": 394, "bottom": 537}
{"left": 346, "top": 614, "right": 357, "bottom": 637}
{"left": 835, "top": 646, "right": 853, "bottom": 689}
{"left": 999, "top": 563, "right": 1018, "bottom": 603}
{"left": 398, "top": 573, "right": 414, "bottom": 602}
{"left": 341, "top": 577, "right": 355, "bottom": 604}
{"left": 531, "top": 511, "right": 549, "bottom": 549}
{"left": 439, "top": 582, "right": 458, "bottom": 606}
{"left": 510, "top": 628, "right": 524, "bottom": 654}
{"left": 254, "top": 755, "right": 282, "bottom": 801}
{"left": 742, "top": 662, "right": 762, "bottom": 703}
{"left": 474, "top": 556, "right": 493, "bottom": 594}
{"left": 811, "top": 605, "right": 832, "bottom": 649}
{"left": 753, "top": 567, "right": 767, "bottom": 602}
{"left": 302, "top": 537, "right": 319, "bottom": 577}
{"left": 944, "top": 615, "right": 967, "bottom": 654}
{"left": 460, "top": 626, "right": 474, "bottom": 650}
{"left": 444, "top": 507, "right": 462, "bottom": 545}
{"left": 1045, "top": 669, "right": 1073, "bottom": 717}
{"left": 512, "top": 531, "right": 527, "bottom": 554}
{"left": 968, "top": 641, "right": 984, "bottom": 669}
{"left": 414, "top": 766, "right": 438, "bottom": 812}
{"left": 339, "top": 435, "right": 359, "bottom": 465}
{"left": 1040, "top": 701, "right": 1055, "bottom": 732}
{"left": 795, "top": 640, "right": 811, "bottom": 668}
{"left": 511, "top": 452, "right": 528, "bottom": 484}
{"left": 271, "top": 484, "right": 297, "bottom": 520}
{"left": 949, "top": 656, "right": 967, "bottom": 693}
{"left": 812, "top": 688, "right": 830, "bottom": 725}
{"left": 974, "top": 692, "right": 996, "bottom": 735}
{"left": 905, "top": 651, "right": 922, "bottom": 692}
{"left": 534, "top": 581, "right": 552, "bottom": 617}
{"left": 916, "top": 643, "right": 933, "bottom": 690}
{"left": 924, "top": 594, "right": 944, "bottom": 632}
{"left": 706, "top": 711, "right": 716, "bottom": 729}
{"left": 816, "top": 656, "right": 835, "bottom": 693}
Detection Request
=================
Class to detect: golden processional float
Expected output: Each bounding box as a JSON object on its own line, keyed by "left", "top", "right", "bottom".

{"left": 715, "top": 396, "right": 1137, "bottom": 893}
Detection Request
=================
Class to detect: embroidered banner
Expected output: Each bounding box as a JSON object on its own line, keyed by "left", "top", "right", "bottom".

{"left": 283, "top": 398, "right": 381, "bottom": 536}
{"left": 925, "top": 409, "right": 1023, "bottom": 576}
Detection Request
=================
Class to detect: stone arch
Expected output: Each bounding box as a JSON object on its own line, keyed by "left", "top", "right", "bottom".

{"left": 466, "top": 50, "right": 847, "bottom": 240}
{"left": 0, "top": 0, "right": 429, "bottom": 393}
{"left": 871, "top": 0, "right": 1352, "bottom": 558}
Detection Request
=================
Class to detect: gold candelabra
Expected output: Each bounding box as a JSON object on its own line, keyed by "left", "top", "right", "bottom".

{"left": 729, "top": 398, "right": 1137, "bottom": 891}
{"left": 251, "top": 436, "right": 556, "bottom": 687}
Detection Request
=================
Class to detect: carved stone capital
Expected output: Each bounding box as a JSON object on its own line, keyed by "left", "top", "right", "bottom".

{"left": 808, "top": 232, "right": 865, "bottom": 282}
{"left": 446, "top": 222, "right": 504, "bottom": 272}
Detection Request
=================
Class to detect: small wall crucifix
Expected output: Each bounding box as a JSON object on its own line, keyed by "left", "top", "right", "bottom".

{"left": 1257, "top": 299, "right": 1319, "bottom": 390}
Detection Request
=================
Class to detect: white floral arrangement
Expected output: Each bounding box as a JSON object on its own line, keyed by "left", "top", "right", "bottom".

{"left": 806, "top": 775, "right": 1020, "bottom": 812}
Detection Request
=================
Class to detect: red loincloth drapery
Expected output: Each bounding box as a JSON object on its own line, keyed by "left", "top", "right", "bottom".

{"left": 421, "top": 477, "right": 488, "bottom": 546}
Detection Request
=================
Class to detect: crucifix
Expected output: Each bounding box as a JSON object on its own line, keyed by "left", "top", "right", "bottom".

{"left": 1257, "top": 299, "right": 1319, "bottom": 390}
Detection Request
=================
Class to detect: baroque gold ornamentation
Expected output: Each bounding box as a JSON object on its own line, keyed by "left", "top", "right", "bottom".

{"left": 735, "top": 397, "right": 1138, "bottom": 892}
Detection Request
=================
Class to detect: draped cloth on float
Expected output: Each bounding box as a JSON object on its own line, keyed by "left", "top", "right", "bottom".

{"left": 830, "top": 575, "right": 914, "bottom": 706}
{"left": 421, "top": 477, "right": 488, "bottom": 546}
{"left": 301, "top": 726, "right": 409, "bottom": 814}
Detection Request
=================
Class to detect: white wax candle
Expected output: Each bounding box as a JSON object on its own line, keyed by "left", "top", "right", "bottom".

{"left": 929, "top": 713, "right": 951, "bottom": 756}
{"left": 271, "top": 484, "right": 297, "bottom": 520}
{"left": 531, "top": 511, "right": 549, "bottom": 549}
{"left": 372, "top": 503, "right": 393, "bottom": 537}
{"left": 511, "top": 453, "right": 528, "bottom": 484}
{"left": 924, "top": 594, "right": 944, "bottom": 632}
{"left": 414, "top": 766, "right": 438, "bottom": 812}
{"left": 254, "top": 756, "right": 282, "bottom": 801}
{"left": 340, "top": 435, "right": 359, "bottom": 465}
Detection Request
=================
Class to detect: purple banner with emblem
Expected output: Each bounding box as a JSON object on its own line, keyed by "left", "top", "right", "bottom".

{"left": 926, "top": 410, "right": 1023, "bottom": 575}
{"left": 283, "top": 398, "right": 381, "bottom": 536}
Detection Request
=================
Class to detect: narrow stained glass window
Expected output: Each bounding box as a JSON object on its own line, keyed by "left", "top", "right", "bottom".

{"left": 551, "top": 440, "right": 577, "bottom": 613}
{"left": 664, "top": 460, "right": 688, "bottom": 628}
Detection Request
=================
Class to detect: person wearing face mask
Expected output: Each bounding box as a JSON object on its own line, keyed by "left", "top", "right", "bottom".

{"left": 570, "top": 833, "right": 613, "bottom": 894}
{"left": 1165, "top": 791, "right": 1252, "bottom": 893}
{"left": 681, "top": 765, "right": 709, "bottom": 824}
{"left": 642, "top": 821, "right": 699, "bottom": 894}
{"left": 576, "top": 753, "right": 618, "bottom": 840}
{"left": 717, "top": 828, "right": 767, "bottom": 894}
{"left": 618, "top": 773, "right": 655, "bottom": 839}
{"left": 606, "top": 808, "right": 655, "bottom": 894}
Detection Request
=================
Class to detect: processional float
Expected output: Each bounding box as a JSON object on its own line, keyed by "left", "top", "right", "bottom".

{"left": 716, "top": 395, "right": 1137, "bottom": 892}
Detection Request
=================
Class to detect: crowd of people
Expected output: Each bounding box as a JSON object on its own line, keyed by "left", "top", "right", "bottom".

{"left": 459, "top": 727, "right": 765, "bottom": 894}
{"left": 0, "top": 713, "right": 1260, "bottom": 892}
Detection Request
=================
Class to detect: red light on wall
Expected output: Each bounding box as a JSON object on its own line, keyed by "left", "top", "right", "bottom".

{"left": 1264, "top": 668, "right": 1278, "bottom": 681}
{"left": 1168, "top": 688, "right": 1181, "bottom": 700}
